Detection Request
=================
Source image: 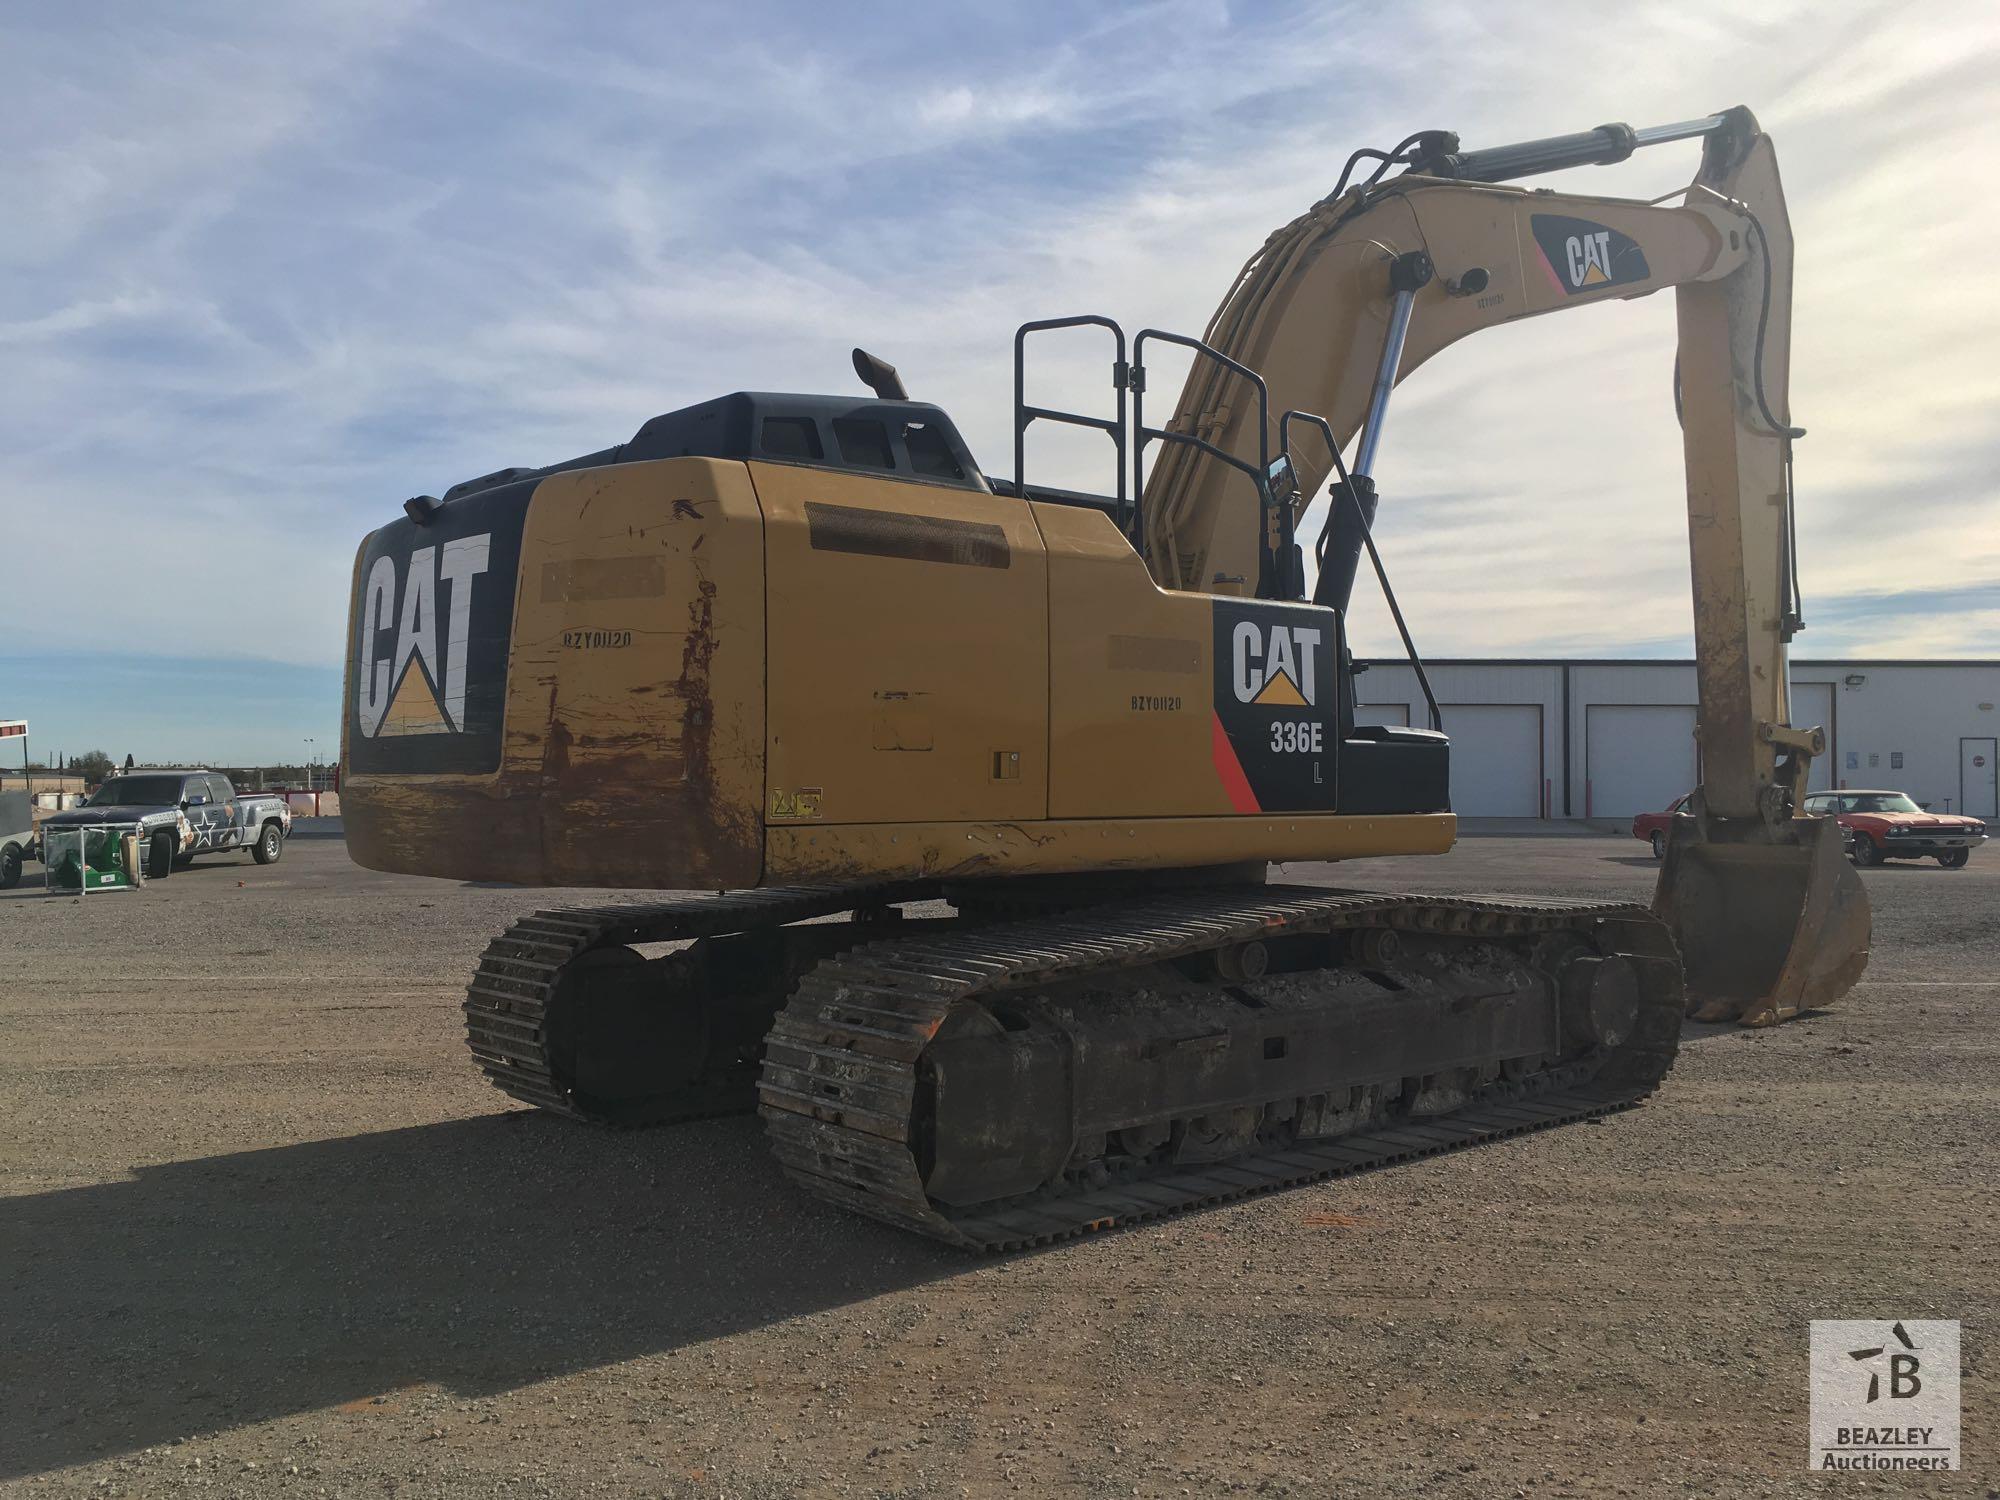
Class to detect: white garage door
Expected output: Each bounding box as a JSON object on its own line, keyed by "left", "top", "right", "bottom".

{"left": 1356, "top": 702, "right": 1410, "bottom": 727}
{"left": 1587, "top": 704, "right": 1697, "bottom": 819}
{"left": 1443, "top": 704, "right": 1541, "bottom": 816}
{"left": 1789, "top": 681, "right": 1835, "bottom": 793}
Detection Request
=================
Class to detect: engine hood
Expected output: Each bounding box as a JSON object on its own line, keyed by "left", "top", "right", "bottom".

{"left": 40, "top": 805, "right": 173, "bottom": 828}
{"left": 1852, "top": 812, "right": 1981, "bottom": 829}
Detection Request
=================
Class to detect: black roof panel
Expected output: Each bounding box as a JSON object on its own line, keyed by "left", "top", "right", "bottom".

{"left": 443, "top": 392, "right": 989, "bottom": 502}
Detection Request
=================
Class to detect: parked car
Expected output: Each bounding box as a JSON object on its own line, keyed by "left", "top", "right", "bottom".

{"left": 1631, "top": 793, "right": 1691, "bottom": 858}
{"left": 35, "top": 770, "right": 292, "bottom": 880}
{"left": 1800, "top": 789, "right": 1988, "bottom": 869}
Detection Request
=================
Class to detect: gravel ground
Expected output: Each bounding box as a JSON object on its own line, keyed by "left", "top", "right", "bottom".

{"left": 2, "top": 821, "right": 1994, "bottom": 1498}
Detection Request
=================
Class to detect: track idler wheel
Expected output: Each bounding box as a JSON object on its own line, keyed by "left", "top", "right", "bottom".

{"left": 541, "top": 948, "right": 719, "bottom": 1125}
{"left": 541, "top": 931, "right": 801, "bottom": 1126}
{"left": 1560, "top": 955, "right": 1640, "bottom": 1050}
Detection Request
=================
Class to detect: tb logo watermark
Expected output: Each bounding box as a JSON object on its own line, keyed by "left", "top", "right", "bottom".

{"left": 1809, "top": 1320, "right": 1959, "bottom": 1471}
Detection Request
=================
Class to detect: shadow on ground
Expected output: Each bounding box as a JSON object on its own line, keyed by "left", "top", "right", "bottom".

{"left": 0, "top": 849, "right": 296, "bottom": 898}
{"left": 0, "top": 1113, "right": 956, "bottom": 1479}
{"left": 0, "top": 869, "right": 50, "bottom": 898}
{"left": 2, "top": 863, "right": 262, "bottom": 899}
{"left": 1678, "top": 1007, "right": 1831, "bottom": 1045}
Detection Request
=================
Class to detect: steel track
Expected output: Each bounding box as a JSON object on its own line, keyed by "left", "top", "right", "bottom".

{"left": 463, "top": 882, "right": 931, "bottom": 1124}
{"left": 758, "top": 886, "right": 1683, "bottom": 1250}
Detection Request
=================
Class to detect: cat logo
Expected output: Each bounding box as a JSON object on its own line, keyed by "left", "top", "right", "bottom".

{"left": 1231, "top": 621, "right": 1321, "bottom": 708}
{"left": 1564, "top": 229, "right": 1614, "bottom": 287}
{"left": 1530, "top": 213, "right": 1650, "bottom": 296}
{"left": 1209, "top": 600, "right": 1337, "bottom": 814}
{"left": 356, "top": 535, "right": 491, "bottom": 738}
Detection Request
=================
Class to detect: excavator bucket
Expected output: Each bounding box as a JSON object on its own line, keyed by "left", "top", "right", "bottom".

{"left": 1654, "top": 814, "right": 1871, "bottom": 1025}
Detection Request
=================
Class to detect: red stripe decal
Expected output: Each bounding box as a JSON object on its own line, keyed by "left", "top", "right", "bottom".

{"left": 1534, "top": 242, "right": 1566, "bottom": 295}
{"left": 1211, "top": 711, "right": 1262, "bottom": 814}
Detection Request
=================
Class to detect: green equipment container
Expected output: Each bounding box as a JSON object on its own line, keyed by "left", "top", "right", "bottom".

{"left": 46, "top": 825, "right": 140, "bottom": 893}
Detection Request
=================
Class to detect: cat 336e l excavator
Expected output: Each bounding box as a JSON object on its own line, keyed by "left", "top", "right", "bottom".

{"left": 343, "top": 106, "right": 1869, "bottom": 1249}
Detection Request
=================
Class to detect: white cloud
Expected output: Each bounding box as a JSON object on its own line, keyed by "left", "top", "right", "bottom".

{"left": 1, "top": 0, "right": 1995, "bottom": 699}
{"left": 0, "top": 289, "right": 178, "bottom": 343}
{"left": 913, "top": 84, "right": 1071, "bottom": 135}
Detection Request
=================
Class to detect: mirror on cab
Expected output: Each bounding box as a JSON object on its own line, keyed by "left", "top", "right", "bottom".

{"left": 1265, "top": 454, "right": 1300, "bottom": 506}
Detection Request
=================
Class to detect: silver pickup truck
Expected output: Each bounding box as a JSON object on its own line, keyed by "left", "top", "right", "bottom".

{"left": 36, "top": 769, "right": 292, "bottom": 880}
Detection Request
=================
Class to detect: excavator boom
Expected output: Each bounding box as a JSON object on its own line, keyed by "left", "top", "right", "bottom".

{"left": 1143, "top": 106, "right": 1869, "bottom": 1023}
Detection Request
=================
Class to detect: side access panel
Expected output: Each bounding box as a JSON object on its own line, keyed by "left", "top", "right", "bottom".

{"left": 760, "top": 498, "right": 1454, "bottom": 882}
{"left": 754, "top": 462, "right": 1049, "bottom": 832}
{"left": 1039, "top": 503, "right": 1339, "bottom": 818}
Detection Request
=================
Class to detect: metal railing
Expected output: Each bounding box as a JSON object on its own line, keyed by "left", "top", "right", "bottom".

{"left": 1014, "top": 316, "right": 1129, "bottom": 534}
{"left": 1283, "top": 409, "right": 1442, "bottom": 732}
{"left": 1129, "top": 327, "right": 1286, "bottom": 597}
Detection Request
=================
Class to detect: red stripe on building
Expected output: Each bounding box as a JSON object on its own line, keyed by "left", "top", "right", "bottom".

{"left": 1210, "top": 712, "right": 1262, "bottom": 814}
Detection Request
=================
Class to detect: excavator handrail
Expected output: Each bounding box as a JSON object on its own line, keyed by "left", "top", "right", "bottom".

{"left": 1012, "top": 316, "right": 1293, "bottom": 590}
{"left": 1131, "top": 327, "right": 1280, "bottom": 596}
{"left": 1282, "top": 408, "right": 1442, "bottom": 732}
{"left": 1013, "top": 316, "right": 1130, "bottom": 534}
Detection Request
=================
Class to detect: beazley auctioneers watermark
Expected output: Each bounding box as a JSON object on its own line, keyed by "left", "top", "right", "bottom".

{"left": 1809, "top": 1320, "right": 1960, "bottom": 1471}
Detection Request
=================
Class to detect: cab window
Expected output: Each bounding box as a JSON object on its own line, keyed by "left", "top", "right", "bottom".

{"left": 833, "top": 417, "right": 894, "bottom": 470}
{"left": 761, "top": 417, "right": 823, "bottom": 461}
{"left": 902, "top": 421, "right": 964, "bottom": 480}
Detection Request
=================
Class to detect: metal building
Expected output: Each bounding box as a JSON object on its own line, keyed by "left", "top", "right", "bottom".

{"left": 1356, "top": 659, "right": 2000, "bottom": 822}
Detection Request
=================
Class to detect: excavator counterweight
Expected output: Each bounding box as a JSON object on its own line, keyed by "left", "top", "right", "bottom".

{"left": 342, "top": 104, "right": 1867, "bottom": 1246}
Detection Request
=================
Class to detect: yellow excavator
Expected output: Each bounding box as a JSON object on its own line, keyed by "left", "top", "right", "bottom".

{"left": 343, "top": 106, "right": 1868, "bottom": 1249}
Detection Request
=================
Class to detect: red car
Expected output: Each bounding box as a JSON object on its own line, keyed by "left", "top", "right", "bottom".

{"left": 1631, "top": 793, "right": 1690, "bottom": 859}
{"left": 1802, "top": 789, "right": 1987, "bottom": 868}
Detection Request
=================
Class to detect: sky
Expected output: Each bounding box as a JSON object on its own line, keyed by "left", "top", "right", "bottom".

{"left": 2, "top": 0, "right": 1997, "bottom": 764}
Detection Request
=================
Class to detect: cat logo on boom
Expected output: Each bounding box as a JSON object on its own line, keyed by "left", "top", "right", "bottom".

{"left": 356, "top": 535, "right": 491, "bottom": 739}
{"left": 1530, "top": 213, "right": 1651, "bottom": 296}
{"left": 1565, "top": 229, "right": 1614, "bottom": 287}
